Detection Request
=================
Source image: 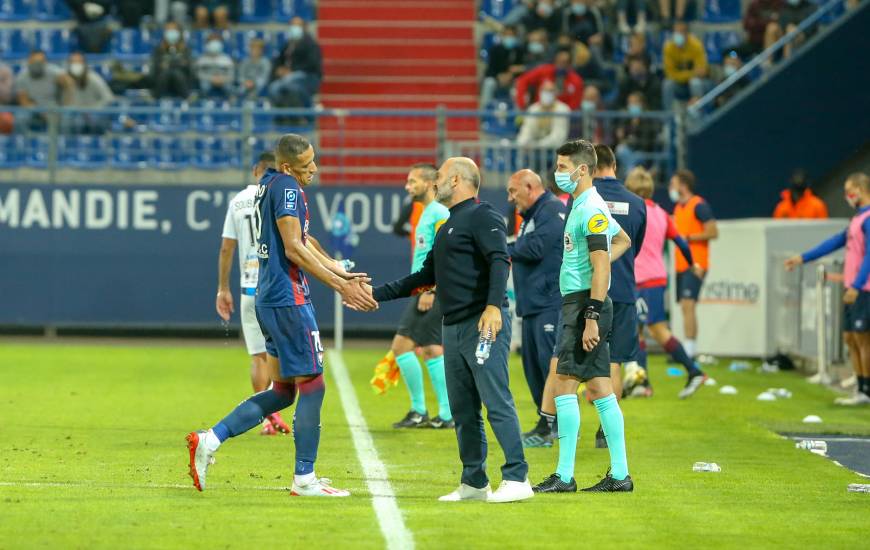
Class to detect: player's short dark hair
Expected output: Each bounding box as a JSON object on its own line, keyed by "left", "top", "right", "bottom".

{"left": 556, "top": 139, "right": 597, "bottom": 171}
{"left": 673, "top": 169, "right": 696, "bottom": 192}
{"left": 410, "top": 162, "right": 437, "bottom": 183}
{"left": 275, "top": 134, "right": 311, "bottom": 166}
{"left": 256, "top": 151, "right": 276, "bottom": 170}
{"left": 593, "top": 144, "right": 616, "bottom": 169}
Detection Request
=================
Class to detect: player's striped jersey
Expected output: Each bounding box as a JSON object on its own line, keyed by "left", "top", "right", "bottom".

{"left": 411, "top": 201, "right": 449, "bottom": 273}
{"left": 222, "top": 185, "right": 260, "bottom": 290}
{"left": 254, "top": 168, "right": 311, "bottom": 307}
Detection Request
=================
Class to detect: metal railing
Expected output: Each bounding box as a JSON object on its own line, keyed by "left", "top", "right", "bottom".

{"left": 0, "top": 105, "right": 678, "bottom": 186}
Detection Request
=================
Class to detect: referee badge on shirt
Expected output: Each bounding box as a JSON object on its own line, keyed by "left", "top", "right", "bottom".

{"left": 587, "top": 213, "right": 609, "bottom": 234}
{"left": 284, "top": 189, "right": 298, "bottom": 212}
{"left": 564, "top": 232, "right": 575, "bottom": 252}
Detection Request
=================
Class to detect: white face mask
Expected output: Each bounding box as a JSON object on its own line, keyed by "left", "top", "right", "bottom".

{"left": 581, "top": 99, "right": 596, "bottom": 112}
{"left": 288, "top": 25, "right": 304, "bottom": 41}
{"left": 205, "top": 40, "right": 223, "bottom": 55}
{"left": 69, "top": 62, "right": 85, "bottom": 77}
{"left": 539, "top": 90, "right": 555, "bottom": 106}
{"left": 669, "top": 188, "right": 681, "bottom": 203}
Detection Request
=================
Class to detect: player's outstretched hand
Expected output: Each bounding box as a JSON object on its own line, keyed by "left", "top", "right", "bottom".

{"left": 784, "top": 255, "right": 803, "bottom": 271}
{"left": 477, "top": 305, "right": 502, "bottom": 337}
{"left": 341, "top": 279, "right": 379, "bottom": 312}
{"left": 216, "top": 289, "right": 234, "bottom": 322}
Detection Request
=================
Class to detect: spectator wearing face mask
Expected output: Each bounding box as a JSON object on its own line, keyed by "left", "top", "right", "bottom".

{"left": 151, "top": 21, "right": 194, "bottom": 99}
{"left": 562, "top": 0, "right": 604, "bottom": 45}
{"left": 580, "top": 84, "right": 612, "bottom": 144}
{"left": 662, "top": 22, "right": 709, "bottom": 109}
{"left": 16, "top": 50, "right": 72, "bottom": 130}
{"left": 515, "top": 48, "right": 583, "bottom": 110}
{"left": 64, "top": 52, "right": 114, "bottom": 133}
{"left": 238, "top": 38, "right": 272, "bottom": 99}
{"left": 618, "top": 58, "right": 662, "bottom": 109}
{"left": 522, "top": 0, "right": 562, "bottom": 41}
{"left": 196, "top": 34, "right": 235, "bottom": 97}
{"left": 481, "top": 26, "right": 527, "bottom": 107}
{"left": 773, "top": 169, "right": 828, "bottom": 219}
{"left": 269, "top": 17, "right": 323, "bottom": 108}
{"left": 524, "top": 28, "right": 551, "bottom": 68}
{"left": 615, "top": 92, "right": 661, "bottom": 176}
{"left": 516, "top": 80, "right": 570, "bottom": 148}
{"left": 714, "top": 50, "right": 751, "bottom": 107}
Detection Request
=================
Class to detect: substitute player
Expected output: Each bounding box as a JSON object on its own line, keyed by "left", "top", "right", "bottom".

{"left": 669, "top": 169, "right": 718, "bottom": 358}
{"left": 187, "top": 134, "right": 378, "bottom": 497}
{"left": 216, "top": 151, "right": 291, "bottom": 435}
{"left": 785, "top": 172, "right": 870, "bottom": 406}
{"left": 626, "top": 167, "right": 707, "bottom": 398}
{"left": 534, "top": 139, "right": 634, "bottom": 494}
{"left": 389, "top": 163, "right": 453, "bottom": 429}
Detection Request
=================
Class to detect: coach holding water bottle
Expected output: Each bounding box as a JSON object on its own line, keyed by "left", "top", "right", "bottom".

{"left": 367, "top": 157, "right": 533, "bottom": 504}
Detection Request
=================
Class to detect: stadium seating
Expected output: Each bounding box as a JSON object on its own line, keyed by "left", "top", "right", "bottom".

{"left": 0, "top": 28, "right": 30, "bottom": 59}
{"left": 241, "top": 0, "right": 315, "bottom": 22}
{"left": 111, "top": 29, "right": 155, "bottom": 61}
{"left": 33, "top": 0, "right": 71, "bottom": 21}
{"left": 33, "top": 28, "right": 77, "bottom": 59}
{"left": 480, "top": 0, "right": 515, "bottom": 20}
{"left": 703, "top": 30, "right": 742, "bottom": 64}
{"left": 702, "top": 0, "right": 743, "bottom": 23}
{"left": 0, "top": 0, "right": 31, "bottom": 21}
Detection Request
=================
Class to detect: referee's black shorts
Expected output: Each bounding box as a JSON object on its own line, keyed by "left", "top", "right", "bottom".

{"left": 396, "top": 295, "right": 443, "bottom": 346}
{"left": 556, "top": 291, "right": 613, "bottom": 382}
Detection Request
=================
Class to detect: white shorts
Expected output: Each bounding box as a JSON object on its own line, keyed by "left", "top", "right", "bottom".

{"left": 240, "top": 293, "right": 267, "bottom": 355}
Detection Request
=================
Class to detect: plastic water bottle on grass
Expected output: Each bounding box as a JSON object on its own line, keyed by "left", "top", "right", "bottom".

{"left": 476, "top": 330, "right": 493, "bottom": 365}
{"left": 692, "top": 462, "right": 721, "bottom": 472}
{"left": 795, "top": 440, "right": 827, "bottom": 452}
{"left": 847, "top": 484, "right": 870, "bottom": 493}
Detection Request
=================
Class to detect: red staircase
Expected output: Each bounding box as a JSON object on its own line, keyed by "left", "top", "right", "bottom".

{"left": 316, "top": 0, "right": 479, "bottom": 185}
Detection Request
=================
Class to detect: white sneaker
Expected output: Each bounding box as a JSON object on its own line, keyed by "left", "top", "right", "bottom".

{"left": 834, "top": 392, "right": 870, "bottom": 406}
{"left": 488, "top": 479, "right": 534, "bottom": 503}
{"left": 840, "top": 375, "right": 858, "bottom": 389}
{"left": 438, "top": 483, "right": 491, "bottom": 502}
{"left": 807, "top": 372, "right": 831, "bottom": 385}
{"left": 186, "top": 430, "right": 216, "bottom": 492}
{"left": 290, "top": 477, "right": 350, "bottom": 497}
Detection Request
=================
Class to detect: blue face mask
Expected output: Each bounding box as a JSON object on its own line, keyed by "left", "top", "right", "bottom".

{"left": 628, "top": 104, "right": 642, "bottom": 116}
{"left": 528, "top": 41, "right": 545, "bottom": 55}
{"left": 554, "top": 165, "right": 582, "bottom": 194}
{"left": 502, "top": 36, "right": 518, "bottom": 49}
{"left": 673, "top": 32, "right": 686, "bottom": 48}
{"left": 572, "top": 3, "right": 588, "bottom": 15}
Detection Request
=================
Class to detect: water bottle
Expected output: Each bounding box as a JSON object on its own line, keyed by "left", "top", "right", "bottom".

{"left": 795, "top": 440, "right": 827, "bottom": 452}
{"left": 692, "top": 462, "right": 722, "bottom": 472}
{"left": 475, "top": 330, "right": 493, "bottom": 365}
{"left": 339, "top": 259, "right": 356, "bottom": 271}
{"left": 847, "top": 483, "right": 870, "bottom": 493}
{"left": 729, "top": 361, "right": 750, "bottom": 372}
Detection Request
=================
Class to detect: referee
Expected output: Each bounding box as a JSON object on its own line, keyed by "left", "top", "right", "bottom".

{"left": 370, "top": 157, "right": 533, "bottom": 504}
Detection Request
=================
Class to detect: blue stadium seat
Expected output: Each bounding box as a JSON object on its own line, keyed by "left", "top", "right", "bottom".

{"left": 240, "top": 0, "right": 274, "bottom": 23}
{"left": 150, "top": 99, "right": 187, "bottom": 132}
{"left": 215, "top": 137, "right": 242, "bottom": 167}
{"left": 111, "top": 29, "right": 155, "bottom": 61}
{"left": 25, "top": 136, "right": 49, "bottom": 168}
{"left": 111, "top": 136, "right": 149, "bottom": 170}
{"left": 33, "top": 28, "right": 77, "bottom": 59}
{"left": 480, "top": 0, "right": 515, "bottom": 20}
{"left": 702, "top": 0, "right": 742, "bottom": 23}
{"left": 277, "top": 0, "right": 315, "bottom": 21}
{"left": 34, "top": 0, "right": 72, "bottom": 21}
{"left": 194, "top": 100, "right": 242, "bottom": 132}
{"left": 153, "top": 136, "right": 184, "bottom": 170}
{"left": 59, "top": 136, "right": 108, "bottom": 169}
{"left": 480, "top": 32, "right": 496, "bottom": 61}
{"left": 0, "top": 0, "right": 31, "bottom": 21}
{"left": 0, "top": 135, "right": 25, "bottom": 168}
{"left": 481, "top": 101, "right": 517, "bottom": 138}
{"left": 0, "top": 28, "right": 30, "bottom": 59}
{"left": 704, "top": 30, "right": 742, "bottom": 64}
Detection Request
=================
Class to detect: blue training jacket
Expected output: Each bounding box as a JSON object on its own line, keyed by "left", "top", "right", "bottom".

{"left": 593, "top": 177, "right": 647, "bottom": 304}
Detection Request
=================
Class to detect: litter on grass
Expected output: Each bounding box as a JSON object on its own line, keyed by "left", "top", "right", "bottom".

{"left": 719, "top": 385, "right": 738, "bottom": 395}
{"left": 803, "top": 415, "right": 823, "bottom": 423}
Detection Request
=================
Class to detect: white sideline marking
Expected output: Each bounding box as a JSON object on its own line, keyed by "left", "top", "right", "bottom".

{"left": 327, "top": 350, "right": 414, "bottom": 550}
{"left": 0, "top": 481, "right": 289, "bottom": 492}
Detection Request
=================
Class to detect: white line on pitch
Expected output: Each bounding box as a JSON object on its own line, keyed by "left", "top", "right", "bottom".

{"left": 327, "top": 349, "right": 414, "bottom": 550}
{"left": 0, "top": 481, "right": 289, "bottom": 492}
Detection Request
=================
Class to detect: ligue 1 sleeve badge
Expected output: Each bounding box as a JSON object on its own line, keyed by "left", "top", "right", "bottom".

{"left": 587, "top": 213, "right": 609, "bottom": 234}
{"left": 285, "top": 189, "right": 298, "bottom": 211}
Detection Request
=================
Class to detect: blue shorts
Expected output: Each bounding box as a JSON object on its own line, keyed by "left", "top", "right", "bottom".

{"left": 844, "top": 290, "right": 870, "bottom": 332}
{"left": 637, "top": 285, "right": 667, "bottom": 326}
{"left": 255, "top": 303, "right": 324, "bottom": 378}
{"left": 608, "top": 301, "right": 639, "bottom": 363}
{"left": 676, "top": 270, "right": 705, "bottom": 301}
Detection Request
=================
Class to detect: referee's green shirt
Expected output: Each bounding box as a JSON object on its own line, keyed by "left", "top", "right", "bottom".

{"left": 559, "top": 186, "right": 621, "bottom": 295}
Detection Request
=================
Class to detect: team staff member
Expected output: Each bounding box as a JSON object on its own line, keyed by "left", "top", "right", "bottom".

{"left": 669, "top": 169, "right": 718, "bottom": 359}
{"left": 534, "top": 139, "right": 634, "bottom": 494}
{"left": 370, "top": 157, "right": 533, "bottom": 503}
{"left": 506, "top": 169, "right": 565, "bottom": 445}
{"left": 591, "top": 144, "right": 646, "bottom": 448}
{"left": 785, "top": 172, "right": 870, "bottom": 406}
{"left": 216, "top": 151, "right": 291, "bottom": 436}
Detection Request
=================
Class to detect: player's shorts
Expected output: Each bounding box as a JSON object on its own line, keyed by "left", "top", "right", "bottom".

{"left": 396, "top": 295, "right": 443, "bottom": 346}
{"left": 636, "top": 285, "right": 667, "bottom": 326}
{"left": 240, "top": 292, "right": 266, "bottom": 355}
{"left": 844, "top": 290, "right": 870, "bottom": 332}
{"left": 676, "top": 270, "right": 705, "bottom": 301}
{"left": 552, "top": 310, "right": 563, "bottom": 359}
{"left": 255, "top": 303, "right": 324, "bottom": 378}
{"left": 608, "top": 301, "right": 639, "bottom": 363}
{"left": 556, "top": 291, "right": 613, "bottom": 382}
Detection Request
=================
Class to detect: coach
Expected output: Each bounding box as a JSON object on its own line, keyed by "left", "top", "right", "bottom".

{"left": 505, "top": 169, "right": 565, "bottom": 444}
{"left": 370, "top": 157, "right": 532, "bottom": 504}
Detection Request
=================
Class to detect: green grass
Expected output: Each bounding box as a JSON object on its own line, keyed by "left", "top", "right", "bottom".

{"left": 0, "top": 342, "right": 868, "bottom": 549}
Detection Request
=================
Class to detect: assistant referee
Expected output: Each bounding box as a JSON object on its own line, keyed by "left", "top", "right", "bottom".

{"left": 369, "top": 157, "right": 533, "bottom": 504}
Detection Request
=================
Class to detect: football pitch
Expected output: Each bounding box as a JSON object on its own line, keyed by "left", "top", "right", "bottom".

{"left": 1, "top": 341, "right": 868, "bottom": 549}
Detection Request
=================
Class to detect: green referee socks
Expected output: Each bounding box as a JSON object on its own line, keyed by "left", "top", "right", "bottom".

{"left": 396, "top": 351, "right": 427, "bottom": 415}
{"left": 555, "top": 394, "right": 580, "bottom": 483}
{"left": 594, "top": 393, "right": 629, "bottom": 480}
{"left": 425, "top": 356, "right": 452, "bottom": 421}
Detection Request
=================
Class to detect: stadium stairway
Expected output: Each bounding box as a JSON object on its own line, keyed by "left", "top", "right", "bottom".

{"left": 316, "top": 0, "right": 479, "bottom": 185}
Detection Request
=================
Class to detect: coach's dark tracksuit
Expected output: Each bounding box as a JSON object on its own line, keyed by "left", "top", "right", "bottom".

{"left": 593, "top": 177, "right": 647, "bottom": 363}
{"left": 374, "top": 197, "right": 528, "bottom": 488}
{"left": 507, "top": 192, "right": 565, "bottom": 412}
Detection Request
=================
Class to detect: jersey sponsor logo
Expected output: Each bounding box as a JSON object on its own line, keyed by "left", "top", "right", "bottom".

{"left": 564, "top": 232, "right": 575, "bottom": 252}
{"left": 285, "top": 189, "right": 298, "bottom": 212}
{"left": 587, "top": 213, "right": 609, "bottom": 234}
{"left": 606, "top": 201, "right": 630, "bottom": 216}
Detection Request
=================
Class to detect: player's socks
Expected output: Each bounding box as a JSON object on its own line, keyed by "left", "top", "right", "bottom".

{"left": 684, "top": 339, "right": 696, "bottom": 358}
{"left": 541, "top": 411, "right": 556, "bottom": 434}
{"left": 593, "top": 393, "right": 628, "bottom": 481}
{"left": 424, "top": 355, "right": 452, "bottom": 421}
{"left": 396, "top": 351, "right": 427, "bottom": 414}
{"left": 638, "top": 338, "right": 648, "bottom": 370}
{"left": 293, "top": 375, "right": 325, "bottom": 476}
{"left": 859, "top": 376, "right": 869, "bottom": 396}
{"left": 555, "top": 394, "right": 580, "bottom": 483}
{"left": 212, "top": 381, "right": 297, "bottom": 444}
{"left": 664, "top": 336, "right": 701, "bottom": 376}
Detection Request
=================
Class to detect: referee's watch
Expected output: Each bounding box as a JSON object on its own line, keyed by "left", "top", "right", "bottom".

{"left": 582, "top": 299, "right": 604, "bottom": 321}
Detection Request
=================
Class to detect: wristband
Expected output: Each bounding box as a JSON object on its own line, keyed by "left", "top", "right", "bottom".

{"left": 583, "top": 299, "right": 603, "bottom": 321}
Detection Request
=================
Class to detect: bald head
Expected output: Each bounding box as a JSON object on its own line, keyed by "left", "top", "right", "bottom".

{"left": 436, "top": 157, "right": 481, "bottom": 207}
{"left": 507, "top": 169, "right": 545, "bottom": 212}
